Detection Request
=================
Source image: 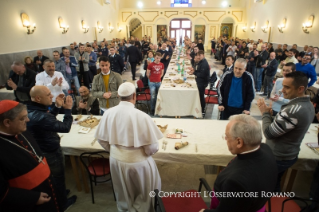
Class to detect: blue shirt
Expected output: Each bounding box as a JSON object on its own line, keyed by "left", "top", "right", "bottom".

{"left": 228, "top": 76, "right": 243, "bottom": 108}
{"left": 89, "top": 52, "right": 97, "bottom": 66}
{"left": 295, "top": 63, "right": 317, "bottom": 87}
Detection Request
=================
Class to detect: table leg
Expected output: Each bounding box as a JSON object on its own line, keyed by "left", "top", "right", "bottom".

{"left": 285, "top": 169, "right": 298, "bottom": 192}
{"left": 78, "top": 157, "right": 90, "bottom": 193}
{"left": 70, "top": 156, "right": 82, "bottom": 192}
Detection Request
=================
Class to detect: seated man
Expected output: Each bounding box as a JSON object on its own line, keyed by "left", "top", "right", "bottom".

{"left": 200, "top": 114, "right": 277, "bottom": 212}
{"left": 6, "top": 61, "right": 36, "bottom": 103}
{"left": 72, "top": 86, "right": 99, "bottom": 115}
{"left": 218, "top": 58, "right": 255, "bottom": 120}
{"left": 296, "top": 54, "right": 317, "bottom": 87}
{"left": 92, "top": 56, "right": 122, "bottom": 115}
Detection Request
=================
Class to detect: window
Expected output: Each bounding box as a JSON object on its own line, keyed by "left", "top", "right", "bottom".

{"left": 171, "top": 0, "right": 192, "bottom": 7}
{"left": 182, "top": 21, "right": 191, "bottom": 28}
{"left": 171, "top": 21, "right": 180, "bottom": 28}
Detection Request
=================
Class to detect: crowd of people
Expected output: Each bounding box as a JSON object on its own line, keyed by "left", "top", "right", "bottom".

{"left": 1, "top": 34, "right": 319, "bottom": 212}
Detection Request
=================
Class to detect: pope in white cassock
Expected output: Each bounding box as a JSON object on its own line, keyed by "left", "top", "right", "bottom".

{"left": 95, "top": 82, "right": 163, "bottom": 212}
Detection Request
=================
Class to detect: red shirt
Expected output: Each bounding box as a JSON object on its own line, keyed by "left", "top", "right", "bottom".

{"left": 147, "top": 62, "right": 164, "bottom": 82}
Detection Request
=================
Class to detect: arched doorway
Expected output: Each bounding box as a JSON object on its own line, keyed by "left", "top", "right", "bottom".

{"left": 169, "top": 19, "right": 192, "bottom": 46}
{"left": 129, "top": 18, "right": 142, "bottom": 39}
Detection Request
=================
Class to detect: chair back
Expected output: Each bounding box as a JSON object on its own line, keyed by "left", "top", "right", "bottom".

{"left": 137, "top": 79, "right": 145, "bottom": 92}
{"left": 80, "top": 151, "right": 110, "bottom": 177}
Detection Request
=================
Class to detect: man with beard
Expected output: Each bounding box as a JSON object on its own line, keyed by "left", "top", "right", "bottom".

{"left": 72, "top": 86, "right": 99, "bottom": 115}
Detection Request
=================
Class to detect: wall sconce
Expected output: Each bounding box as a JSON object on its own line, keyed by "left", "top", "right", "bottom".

{"left": 242, "top": 26, "right": 247, "bottom": 32}
{"left": 97, "top": 21, "right": 103, "bottom": 33}
{"left": 21, "top": 13, "right": 36, "bottom": 34}
{"left": 278, "top": 18, "right": 286, "bottom": 33}
{"left": 117, "top": 23, "right": 122, "bottom": 32}
{"left": 81, "top": 20, "right": 89, "bottom": 33}
{"left": 261, "top": 20, "right": 269, "bottom": 33}
{"left": 108, "top": 23, "right": 114, "bottom": 33}
{"left": 250, "top": 22, "right": 256, "bottom": 32}
{"left": 302, "top": 15, "right": 314, "bottom": 34}
{"left": 58, "top": 17, "right": 69, "bottom": 34}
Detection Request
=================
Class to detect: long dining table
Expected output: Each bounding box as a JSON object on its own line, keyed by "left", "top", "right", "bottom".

{"left": 58, "top": 115, "right": 319, "bottom": 193}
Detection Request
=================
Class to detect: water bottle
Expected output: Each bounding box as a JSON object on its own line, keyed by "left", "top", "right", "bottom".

{"left": 177, "top": 64, "right": 180, "bottom": 73}
{"left": 183, "top": 69, "right": 187, "bottom": 82}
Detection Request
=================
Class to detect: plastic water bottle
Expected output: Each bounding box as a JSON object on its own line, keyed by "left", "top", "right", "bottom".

{"left": 183, "top": 69, "right": 187, "bottom": 82}
{"left": 177, "top": 64, "right": 180, "bottom": 73}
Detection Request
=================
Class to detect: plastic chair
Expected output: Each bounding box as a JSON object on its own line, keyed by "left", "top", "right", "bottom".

{"left": 136, "top": 79, "right": 151, "bottom": 113}
{"left": 266, "top": 196, "right": 308, "bottom": 212}
{"left": 154, "top": 178, "right": 211, "bottom": 212}
{"left": 80, "top": 151, "right": 115, "bottom": 204}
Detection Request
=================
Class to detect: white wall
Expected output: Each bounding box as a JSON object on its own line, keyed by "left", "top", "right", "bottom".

{"left": 0, "top": 0, "right": 121, "bottom": 54}
{"left": 244, "top": 0, "right": 319, "bottom": 47}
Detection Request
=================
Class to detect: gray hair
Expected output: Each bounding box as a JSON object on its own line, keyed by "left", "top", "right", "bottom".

{"left": 43, "top": 59, "right": 54, "bottom": 65}
{"left": 235, "top": 58, "right": 247, "bottom": 68}
{"left": 229, "top": 114, "right": 262, "bottom": 146}
{"left": 11, "top": 61, "right": 24, "bottom": 68}
{"left": 0, "top": 103, "right": 27, "bottom": 126}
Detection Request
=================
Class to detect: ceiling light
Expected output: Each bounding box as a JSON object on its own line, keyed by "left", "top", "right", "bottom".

{"left": 137, "top": 1, "right": 143, "bottom": 8}
{"left": 202, "top": 0, "right": 206, "bottom": 4}
{"left": 157, "top": 0, "right": 161, "bottom": 5}
{"left": 221, "top": 1, "right": 228, "bottom": 7}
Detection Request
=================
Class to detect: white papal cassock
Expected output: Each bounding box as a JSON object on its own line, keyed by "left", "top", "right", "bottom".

{"left": 95, "top": 101, "right": 163, "bottom": 212}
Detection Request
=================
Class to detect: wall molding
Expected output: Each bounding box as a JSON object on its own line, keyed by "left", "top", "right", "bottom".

{"left": 164, "top": 11, "right": 178, "bottom": 18}
{"left": 138, "top": 11, "right": 159, "bottom": 22}
{"left": 203, "top": 11, "right": 226, "bottom": 22}
{"left": 232, "top": 11, "right": 243, "bottom": 22}
{"left": 122, "top": 12, "right": 132, "bottom": 22}
{"left": 184, "top": 11, "right": 197, "bottom": 18}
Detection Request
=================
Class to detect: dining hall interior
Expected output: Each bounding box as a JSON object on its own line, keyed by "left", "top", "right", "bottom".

{"left": 0, "top": 0, "right": 319, "bottom": 212}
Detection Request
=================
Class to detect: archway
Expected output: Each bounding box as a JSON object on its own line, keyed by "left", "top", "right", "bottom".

{"left": 220, "top": 17, "right": 235, "bottom": 39}
{"left": 169, "top": 18, "right": 192, "bottom": 46}
{"left": 129, "top": 18, "right": 142, "bottom": 39}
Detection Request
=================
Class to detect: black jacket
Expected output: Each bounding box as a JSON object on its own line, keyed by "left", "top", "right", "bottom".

{"left": 264, "top": 59, "right": 279, "bottom": 77}
{"left": 33, "top": 55, "right": 49, "bottom": 72}
{"left": 27, "top": 102, "right": 73, "bottom": 153}
{"left": 222, "top": 65, "right": 234, "bottom": 73}
{"left": 194, "top": 58, "right": 210, "bottom": 87}
{"left": 157, "top": 49, "right": 170, "bottom": 68}
{"left": 238, "top": 46, "right": 249, "bottom": 58}
{"left": 108, "top": 54, "right": 124, "bottom": 74}
{"left": 247, "top": 51, "right": 257, "bottom": 67}
{"left": 218, "top": 71, "right": 255, "bottom": 111}
{"left": 125, "top": 46, "right": 142, "bottom": 63}
{"left": 211, "top": 40, "right": 216, "bottom": 49}
{"left": 256, "top": 50, "right": 269, "bottom": 68}
{"left": 6, "top": 68, "right": 36, "bottom": 102}
{"left": 197, "top": 43, "right": 204, "bottom": 51}
{"left": 72, "top": 98, "right": 100, "bottom": 115}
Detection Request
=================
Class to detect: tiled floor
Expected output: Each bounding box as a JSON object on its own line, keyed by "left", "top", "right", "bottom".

{"left": 65, "top": 53, "right": 315, "bottom": 212}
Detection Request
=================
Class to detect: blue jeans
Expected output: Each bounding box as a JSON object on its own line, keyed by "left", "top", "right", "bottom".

{"left": 42, "top": 147, "right": 67, "bottom": 210}
{"left": 149, "top": 82, "right": 161, "bottom": 111}
{"left": 275, "top": 157, "right": 298, "bottom": 192}
{"left": 66, "top": 74, "right": 80, "bottom": 96}
{"left": 256, "top": 68, "right": 264, "bottom": 91}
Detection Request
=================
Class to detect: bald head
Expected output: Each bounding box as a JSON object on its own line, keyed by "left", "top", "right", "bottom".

{"left": 37, "top": 50, "right": 43, "bottom": 58}
{"left": 30, "top": 86, "right": 53, "bottom": 106}
{"left": 269, "top": 52, "right": 276, "bottom": 60}
{"left": 79, "top": 86, "right": 90, "bottom": 98}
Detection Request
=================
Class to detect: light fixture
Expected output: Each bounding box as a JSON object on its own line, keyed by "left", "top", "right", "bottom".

{"left": 242, "top": 26, "right": 247, "bottom": 32}
{"left": 108, "top": 22, "right": 114, "bottom": 33}
{"left": 117, "top": 23, "right": 122, "bottom": 32}
{"left": 137, "top": 1, "right": 143, "bottom": 8}
{"left": 250, "top": 22, "right": 256, "bottom": 32}
{"left": 202, "top": 0, "right": 206, "bottom": 4}
{"left": 157, "top": 0, "right": 161, "bottom": 5}
{"left": 81, "top": 20, "right": 89, "bottom": 33}
{"left": 21, "top": 13, "right": 36, "bottom": 34}
{"left": 261, "top": 20, "right": 269, "bottom": 33}
{"left": 221, "top": 1, "right": 228, "bottom": 7}
{"left": 302, "top": 15, "right": 314, "bottom": 34}
{"left": 97, "top": 21, "right": 103, "bottom": 33}
{"left": 278, "top": 18, "right": 286, "bottom": 33}
{"left": 58, "top": 17, "right": 69, "bottom": 34}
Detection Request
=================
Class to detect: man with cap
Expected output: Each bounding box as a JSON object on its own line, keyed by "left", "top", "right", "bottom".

{"left": 95, "top": 82, "right": 163, "bottom": 212}
{"left": 0, "top": 100, "right": 60, "bottom": 212}
{"left": 26, "top": 86, "right": 77, "bottom": 211}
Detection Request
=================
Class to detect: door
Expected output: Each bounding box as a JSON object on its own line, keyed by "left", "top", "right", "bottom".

{"left": 170, "top": 19, "right": 192, "bottom": 46}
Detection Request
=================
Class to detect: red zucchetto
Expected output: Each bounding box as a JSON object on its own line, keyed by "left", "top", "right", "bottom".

{"left": 0, "top": 100, "right": 19, "bottom": 114}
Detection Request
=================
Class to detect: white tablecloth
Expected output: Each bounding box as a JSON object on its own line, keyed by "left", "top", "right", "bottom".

{"left": 155, "top": 57, "right": 202, "bottom": 118}
{"left": 0, "top": 88, "right": 15, "bottom": 100}
{"left": 58, "top": 115, "right": 318, "bottom": 171}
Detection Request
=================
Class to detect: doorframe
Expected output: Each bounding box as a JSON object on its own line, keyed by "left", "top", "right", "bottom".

{"left": 169, "top": 18, "right": 192, "bottom": 42}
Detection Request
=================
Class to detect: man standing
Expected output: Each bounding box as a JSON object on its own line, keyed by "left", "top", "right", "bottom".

{"left": 35, "top": 60, "right": 69, "bottom": 106}
{"left": 0, "top": 100, "right": 60, "bottom": 212}
{"left": 210, "top": 38, "right": 216, "bottom": 56}
{"left": 223, "top": 55, "right": 234, "bottom": 73}
{"left": 254, "top": 44, "right": 269, "bottom": 93}
{"left": 6, "top": 62, "right": 36, "bottom": 103}
{"left": 197, "top": 39, "right": 204, "bottom": 51}
{"left": 108, "top": 47, "right": 125, "bottom": 75}
{"left": 74, "top": 44, "right": 90, "bottom": 88}
{"left": 72, "top": 86, "right": 100, "bottom": 115}
{"left": 189, "top": 51, "right": 210, "bottom": 115}
{"left": 218, "top": 58, "right": 255, "bottom": 120}
{"left": 95, "top": 82, "right": 163, "bottom": 212}
{"left": 98, "top": 41, "right": 109, "bottom": 57}
{"left": 87, "top": 45, "right": 97, "bottom": 83}
{"left": 257, "top": 71, "right": 314, "bottom": 192}
{"left": 275, "top": 44, "right": 283, "bottom": 62}
{"left": 33, "top": 50, "right": 49, "bottom": 73}
{"left": 146, "top": 52, "right": 164, "bottom": 116}
{"left": 92, "top": 56, "right": 122, "bottom": 115}
{"left": 261, "top": 52, "right": 279, "bottom": 98}
{"left": 296, "top": 54, "right": 317, "bottom": 87}
{"left": 247, "top": 44, "right": 257, "bottom": 81}
{"left": 69, "top": 43, "right": 76, "bottom": 56}
{"left": 125, "top": 41, "right": 142, "bottom": 80}
{"left": 53, "top": 51, "right": 68, "bottom": 96}
{"left": 27, "top": 86, "right": 77, "bottom": 210}
{"left": 157, "top": 43, "right": 170, "bottom": 75}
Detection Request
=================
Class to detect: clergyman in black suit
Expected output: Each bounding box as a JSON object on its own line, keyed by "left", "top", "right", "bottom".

{"left": 125, "top": 41, "right": 142, "bottom": 80}
{"left": 33, "top": 50, "right": 49, "bottom": 72}
{"left": 262, "top": 52, "right": 279, "bottom": 98}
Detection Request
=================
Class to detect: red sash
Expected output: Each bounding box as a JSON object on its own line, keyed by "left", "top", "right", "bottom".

{"left": 8, "top": 157, "right": 50, "bottom": 190}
